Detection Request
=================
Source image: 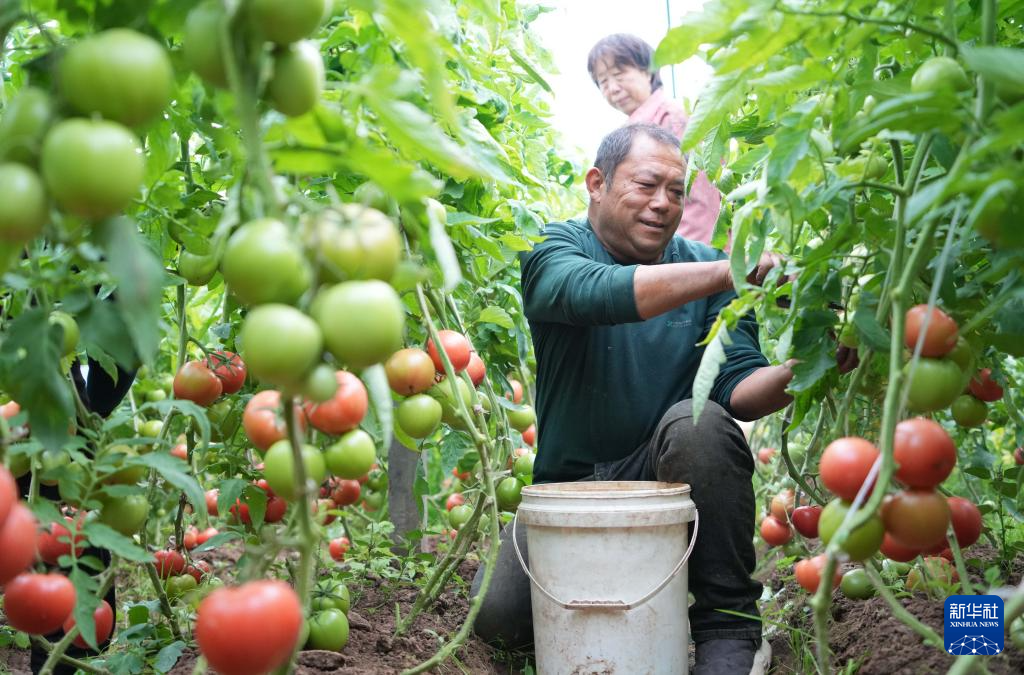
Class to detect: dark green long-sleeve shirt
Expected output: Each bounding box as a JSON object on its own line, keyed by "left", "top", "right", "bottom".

{"left": 521, "top": 219, "right": 769, "bottom": 483}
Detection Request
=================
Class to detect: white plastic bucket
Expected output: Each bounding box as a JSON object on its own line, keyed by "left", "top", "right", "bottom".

{"left": 514, "top": 481, "right": 698, "bottom": 675}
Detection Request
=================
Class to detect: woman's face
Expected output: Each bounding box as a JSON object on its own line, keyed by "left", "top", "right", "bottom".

{"left": 592, "top": 58, "right": 653, "bottom": 115}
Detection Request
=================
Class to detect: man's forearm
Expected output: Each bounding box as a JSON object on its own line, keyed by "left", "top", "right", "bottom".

{"left": 729, "top": 362, "right": 795, "bottom": 421}
{"left": 634, "top": 260, "right": 732, "bottom": 319}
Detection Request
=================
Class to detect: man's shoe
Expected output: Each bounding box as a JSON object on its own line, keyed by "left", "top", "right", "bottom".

{"left": 694, "top": 638, "right": 771, "bottom": 675}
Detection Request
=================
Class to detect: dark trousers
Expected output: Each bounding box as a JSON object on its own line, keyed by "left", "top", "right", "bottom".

{"left": 471, "top": 399, "right": 763, "bottom": 648}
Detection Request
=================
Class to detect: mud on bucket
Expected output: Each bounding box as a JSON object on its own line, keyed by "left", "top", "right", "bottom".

{"left": 513, "top": 481, "right": 698, "bottom": 675}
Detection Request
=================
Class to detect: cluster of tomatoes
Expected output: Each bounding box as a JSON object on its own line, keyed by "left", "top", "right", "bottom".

{"left": 0, "top": 465, "right": 114, "bottom": 648}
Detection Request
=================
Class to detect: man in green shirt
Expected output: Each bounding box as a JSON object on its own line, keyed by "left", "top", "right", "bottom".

{"left": 472, "top": 123, "right": 796, "bottom": 674}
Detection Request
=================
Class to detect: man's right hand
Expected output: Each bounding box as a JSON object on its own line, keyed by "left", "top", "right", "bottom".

{"left": 746, "top": 252, "right": 785, "bottom": 287}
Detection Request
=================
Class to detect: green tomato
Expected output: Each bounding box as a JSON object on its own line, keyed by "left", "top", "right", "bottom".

{"left": 313, "top": 281, "right": 405, "bottom": 370}
{"left": 39, "top": 449, "right": 70, "bottom": 486}
{"left": 449, "top": 503, "right": 473, "bottom": 530}
{"left": 818, "top": 499, "right": 884, "bottom": 562}
{"left": 183, "top": 1, "right": 229, "bottom": 87}
{"left": 59, "top": 29, "right": 173, "bottom": 127}
{"left": 512, "top": 453, "right": 535, "bottom": 481}
{"left": 48, "top": 311, "right": 80, "bottom": 356}
{"left": 506, "top": 404, "right": 536, "bottom": 433}
{"left": 365, "top": 468, "right": 388, "bottom": 493}
{"left": 0, "top": 87, "right": 54, "bottom": 164}
{"left": 324, "top": 429, "right": 377, "bottom": 479}
{"left": 98, "top": 494, "right": 150, "bottom": 535}
{"left": 911, "top": 57, "right": 969, "bottom": 95}
{"left": 0, "top": 163, "right": 48, "bottom": 242}
{"left": 146, "top": 389, "right": 167, "bottom": 403}
{"left": 41, "top": 119, "right": 144, "bottom": 219}
{"left": 262, "top": 440, "right": 326, "bottom": 501}
{"left": 179, "top": 250, "right": 220, "bottom": 286}
{"left": 361, "top": 489, "right": 385, "bottom": 512}
{"left": 311, "top": 580, "right": 350, "bottom": 613}
{"left": 221, "top": 218, "right": 312, "bottom": 306}
{"left": 787, "top": 442, "right": 807, "bottom": 468}
{"left": 240, "top": 304, "right": 323, "bottom": 389}
{"left": 430, "top": 378, "right": 473, "bottom": 430}
{"left": 102, "top": 444, "right": 148, "bottom": 485}
{"left": 310, "top": 204, "right": 402, "bottom": 283}
{"left": 396, "top": 394, "right": 442, "bottom": 439}
{"left": 268, "top": 41, "right": 324, "bottom": 117}
{"left": 139, "top": 419, "right": 164, "bottom": 438}
{"left": 903, "top": 358, "right": 963, "bottom": 413}
{"left": 165, "top": 574, "right": 199, "bottom": 601}
{"left": 840, "top": 568, "right": 875, "bottom": 600}
{"left": 306, "top": 608, "right": 349, "bottom": 652}
{"left": 496, "top": 476, "right": 524, "bottom": 512}
{"left": 951, "top": 394, "right": 987, "bottom": 428}
{"left": 250, "top": 0, "right": 328, "bottom": 45}
{"left": 7, "top": 451, "right": 31, "bottom": 478}
{"left": 302, "top": 364, "right": 339, "bottom": 403}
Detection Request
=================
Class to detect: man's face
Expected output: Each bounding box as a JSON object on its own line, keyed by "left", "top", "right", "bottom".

{"left": 592, "top": 58, "right": 653, "bottom": 116}
{"left": 587, "top": 134, "right": 686, "bottom": 265}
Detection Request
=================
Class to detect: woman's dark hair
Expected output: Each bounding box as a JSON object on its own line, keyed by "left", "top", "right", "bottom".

{"left": 587, "top": 34, "right": 663, "bottom": 92}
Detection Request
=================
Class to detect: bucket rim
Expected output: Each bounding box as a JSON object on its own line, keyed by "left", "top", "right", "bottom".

{"left": 522, "top": 481, "right": 691, "bottom": 499}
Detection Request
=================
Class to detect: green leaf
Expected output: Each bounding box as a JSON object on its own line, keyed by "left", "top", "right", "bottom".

{"left": 68, "top": 567, "right": 101, "bottom": 649}
{"left": 654, "top": 1, "right": 746, "bottom": 67}
{"left": 217, "top": 478, "right": 248, "bottom": 520}
{"left": 94, "top": 218, "right": 167, "bottom": 365}
{"left": 508, "top": 47, "right": 552, "bottom": 93}
{"left": 477, "top": 306, "right": 514, "bottom": 329}
{"left": 363, "top": 364, "right": 393, "bottom": 456}
{"left": 154, "top": 641, "right": 187, "bottom": 673}
{"left": 852, "top": 309, "right": 891, "bottom": 352}
{"left": 426, "top": 199, "right": 463, "bottom": 292}
{"left": 82, "top": 523, "right": 153, "bottom": 561}
{"left": 681, "top": 73, "right": 748, "bottom": 152}
{"left": 960, "top": 45, "right": 1024, "bottom": 96}
{"left": 134, "top": 453, "right": 207, "bottom": 519}
{"left": 691, "top": 328, "right": 730, "bottom": 423}
{"left": 0, "top": 309, "right": 74, "bottom": 452}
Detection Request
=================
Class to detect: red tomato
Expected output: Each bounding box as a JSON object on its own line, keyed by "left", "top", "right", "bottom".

{"left": 170, "top": 443, "right": 188, "bottom": 461}
{"left": 208, "top": 350, "right": 247, "bottom": 394}
{"left": 452, "top": 467, "right": 472, "bottom": 482}
{"left": 173, "top": 361, "right": 224, "bottom": 407}
{"left": 521, "top": 424, "right": 536, "bottom": 447}
{"left": 947, "top": 496, "right": 982, "bottom": 548}
{"left": 154, "top": 549, "right": 186, "bottom": 578}
{"left": 968, "top": 368, "right": 1003, "bottom": 402}
{"left": 244, "top": 390, "right": 306, "bottom": 452}
{"left": 331, "top": 479, "right": 361, "bottom": 506}
{"left": 0, "top": 465, "right": 15, "bottom": 527}
{"left": 63, "top": 599, "right": 114, "bottom": 649}
{"left": 882, "top": 490, "right": 950, "bottom": 549}
{"left": 314, "top": 498, "right": 336, "bottom": 525}
{"left": 893, "top": 418, "right": 956, "bottom": 489}
{"left": 183, "top": 526, "right": 199, "bottom": 550}
{"left": 264, "top": 497, "right": 288, "bottom": 523}
{"left": 384, "top": 348, "right": 437, "bottom": 395}
{"left": 3, "top": 573, "right": 76, "bottom": 634}
{"left": 426, "top": 330, "right": 472, "bottom": 373}
{"left": 506, "top": 446, "right": 531, "bottom": 470}
{"left": 757, "top": 447, "right": 776, "bottom": 464}
{"left": 0, "top": 502, "right": 39, "bottom": 585}
{"left": 791, "top": 505, "right": 822, "bottom": 539}
{"left": 446, "top": 493, "right": 465, "bottom": 511}
{"left": 506, "top": 379, "right": 524, "bottom": 404}
{"left": 794, "top": 555, "right": 841, "bottom": 593}
{"left": 197, "top": 527, "right": 219, "bottom": 546}
{"left": 37, "top": 516, "right": 86, "bottom": 565}
{"left": 466, "top": 352, "right": 486, "bottom": 386}
{"left": 0, "top": 400, "right": 21, "bottom": 419}
{"left": 184, "top": 560, "right": 212, "bottom": 583}
{"left": 304, "top": 370, "right": 368, "bottom": 435}
{"left": 760, "top": 516, "right": 793, "bottom": 547}
{"left": 1015, "top": 447, "right": 1024, "bottom": 466}
{"left": 255, "top": 478, "right": 275, "bottom": 497}
{"left": 205, "top": 489, "right": 219, "bottom": 516}
{"left": 329, "top": 536, "right": 350, "bottom": 562}
{"left": 879, "top": 532, "right": 921, "bottom": 562}
{"left": 819, "top": 437, "right": 879, "bottom": 500}
{"left": 196, "top": 580, "right": 302, "bottom": 675}
{"left": 903, "top": 304, "right": 958, "bottom": 357}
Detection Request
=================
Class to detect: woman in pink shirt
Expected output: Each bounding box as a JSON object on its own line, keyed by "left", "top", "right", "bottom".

{"left": 587, "top": 34, "right": 721, "bottom": 244}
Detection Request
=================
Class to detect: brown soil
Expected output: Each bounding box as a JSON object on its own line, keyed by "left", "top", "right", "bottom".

{"left": 765, "top": 545, "right": 1024, "bottom": 674}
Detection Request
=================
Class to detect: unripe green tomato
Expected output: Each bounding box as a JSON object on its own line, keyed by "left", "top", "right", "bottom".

{"left": 311, "top": 580, "right": 350, "bottom": 613}
{"left": 179, "top": 250, "right": 220, "bottom": 286}
{"left": 49, "top": 311, "right": 80, "bottom": 356}
{"left": 97, "top": 494, "right": 150, "bottom": 535}
{"left": 951, "top": 394, "right": 987, "bottom": 428}
{"left": 139, "top": 419, "right": 164, "bottom": 438}
{"left": 165, "top": 574, "right": 198, "bottom": 601}
{"left": 818, "top": 499, "right": 884, "bottom": 562}
{"left": 506, "top": 404, "right": 536, "bottom": 433}
{"left": 0, "top": 163, "right": 48, "bottom": 241}
{"left": 365, "top": 468, "right": 388, "bottom": 493}
{"left": 41, "top": 119, "right": 144, "bottom": 219}
{"left": 306, "top": 608, "right": 349, "bottom": 652}
{"left": 313, "top": 281, "right": 405, "bottom": 370}
{"left": 183, "top": 1, "right": 229, "bottom": 87}
{"left": 39, "top": 449, "right": 71, "bottom": 485}
{"left": 222, "top": 218, "right": 312, "bottom": 306}
{"left": 496, "top": 476, "right": 524, "bottom": 512}
{"left": 310, "top": 204, "right": 402, "bottom": 283}
{"left": 512, "top": 453, "right": 535, "bottom": 481}
{"left": 324, "top": 429, "right": 377, "bottom": 479}
{"left": 7, "top": 451, "right": 31, "bottom": 478}
{"left": 59, "top": 29, "right": 174, "bottom": 127}
{"left": 903, "top": 358, "right": 963, "bottom": 412}
{"left": 268, "top": 41, "right": 324, "bottom": 117}
{"left": 448, "top": 504, "right": 473, "bottom": 530}
{"left": 0, "top": 87, "right": 54, "bottom": 164}
{"left": 396, "top": 394, "right": 443, "bottom": 439}
{"left": 240, "top": 304, "right": 323, "bottom": 389}
{"left": 911, "top": 57, "right": 969, "bottom": 95}
{"left": 840, "top": 568, "right": 875, "bottom": 599}
{"left": 838, "top": 323, "right": 859, "bottom": 348}
{"left": 262, "top": 440, "right": 326, "bottom": 500}
{"left": 302, "top": 364, "right": 339, "bottom": 403}
{"left": 250, "top": 0, "right": 329, "bottom": 46}
{"left": 102, "top": 444, "right": 148, "bottom": 485}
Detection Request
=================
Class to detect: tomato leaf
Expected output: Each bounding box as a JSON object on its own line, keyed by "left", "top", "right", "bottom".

{"left": 153, "top": 640, "right": 187, "bottom": 673}
{"left": 477, "top": 306, "right": 514, "bottom": 330}
{"left": 654, "top": 1, "right": 743, "bottom": 67}
{"left": 691, "top": 327, "right": 730, "bottom": 423}
{"left": 363, "top": 364, "right": 393, "bottom": 456}
{"left": 134, "top": 453, "right": 207, "bottom": 519}
{"left": 960, "top": 45, "right": 1024, "bottom": 96}
{"left": 68, "top": 566, "right": 101, "bottom": 650}
{"left": 82, "top": 522, "right": 153, "bottom": 562}
{"left": 680, "top": 72, "right": 748, "bottom": 153}
{"left": 216, "top": 479, "right": 248, "bottom": 520}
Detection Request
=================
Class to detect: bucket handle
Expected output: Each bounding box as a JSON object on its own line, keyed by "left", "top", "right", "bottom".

{"left": 511, "top": 506, "right": 699, "bottom": 611}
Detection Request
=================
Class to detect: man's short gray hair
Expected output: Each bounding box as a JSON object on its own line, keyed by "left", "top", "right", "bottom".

{"left": 594, "top": 123, "right": 682, "bottom": 184}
